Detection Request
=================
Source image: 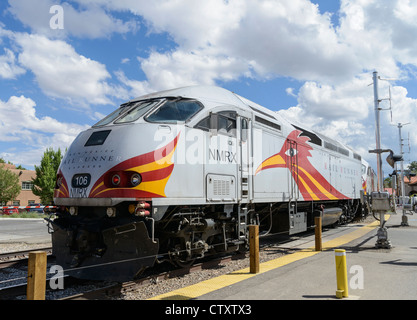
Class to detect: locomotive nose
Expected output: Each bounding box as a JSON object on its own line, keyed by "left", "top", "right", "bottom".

{"left": 88, "top": 133, "right": 180, "bottom": 199}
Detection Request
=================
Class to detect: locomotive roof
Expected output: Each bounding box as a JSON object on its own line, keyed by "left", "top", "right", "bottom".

{"left": 129, "top": 85, "right": 279, "bottom": 119}
{"left": 129, "top": 85, "right": 361, "bottom": 160}
{"left": 131, "top": 85, "right": 242, "bottom": 105}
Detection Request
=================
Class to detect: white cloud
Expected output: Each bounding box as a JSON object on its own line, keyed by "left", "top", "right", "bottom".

{"left": 338, "top": 0, "right": 417, "bottom": 77}
{"left": 286, "top": 88, "right": 297, "bottom": 98}
{"left": 115, "top": 70, "right": 151, "bottom": 99}
{"left": 390, "top": 86, "right": 415, "bottom": 123}
{"left": 221, "top": 1, "right": 358, "bottom": 82}
{"left": 0, "top": 95, "right": 88, "bottom": 167}
{"left": 21, "top": 0, "right": 415, "bottom": 103}
{"left": 13, "top": 32, "right": 119, "bottom": 106}
{"left": 74, "top": 0, "right": 357, "bottom": 84}
{"left": 297, "top": 75, "right": 371, "bottom": 120}
{"left": 7, "top": 0, "right": 139, "bottom": 39}
{"left": 95, "top": 0, "right": 358, "bottom": 96}
{"left": 0, "top": 95, "right": 87, "bottom": 139}
{"left": 0, "top": 48, "right": 26, "bottom": 79}
{"left": 84, "top": 0, "right": 245, "bottom": 49}
{"left": 278, "top": 73, "right": 374, "bottom": 133}
{"left": 7, "top": 0, "right": 417, "bottom": 99}
{"left": 2, "top": 0, "right": 417, "bottom": 171}
{"left": 140, "top": 49, "right": 248, "bottom": 90}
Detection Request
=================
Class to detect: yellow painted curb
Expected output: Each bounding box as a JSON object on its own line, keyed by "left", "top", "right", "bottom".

{"left": 148, "top": 216, "right": 388, "bottom": 300}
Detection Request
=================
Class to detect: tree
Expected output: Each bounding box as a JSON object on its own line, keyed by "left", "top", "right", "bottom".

{"left": 32, "top": 148, "right": 63, "bottom": 204}
{"left": 0, "top": 164, "right": 21, "bottom": 204}
{"left": 384, "top": 177, "right": 392, "bottom": 188}
{"left": 409, "top": 161, "right": 417, "bottom": 174}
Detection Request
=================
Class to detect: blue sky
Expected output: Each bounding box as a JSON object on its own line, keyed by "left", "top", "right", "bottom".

{"left": 1, "top": 0, "right": 417, "bottom": 178}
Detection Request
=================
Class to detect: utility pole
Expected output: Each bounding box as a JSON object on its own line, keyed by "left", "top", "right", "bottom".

{"left": 370, "top": 71, "right": 392, "bottom": 249}
{"left": 398, "top": 122, "right": 410, "bottom": 226}
{"left": 373, "top": 72, "right": 384, "bottom": 192}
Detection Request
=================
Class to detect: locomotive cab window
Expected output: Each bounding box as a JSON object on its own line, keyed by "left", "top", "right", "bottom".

{"left": 145, "top": 99, "right": 203, "bottom": 123}
{"left": 115, "top": 100, "right": 161, "bottom": 124}
{"left": 85, "top": 130, "right": 111, "bottom": 146}
{"left": 218, "top": 114, "right": 236, "bottom": 137}
{"left": 93, "top": 104, "right": 130, "bottom": 127}
{"left": 194, "top": 111, "right": 237, "bottom": 137}
{"left": 195, "top": 116, "right": 210, "bottom": 131}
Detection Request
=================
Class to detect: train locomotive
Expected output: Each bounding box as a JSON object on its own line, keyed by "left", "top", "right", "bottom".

{"left": 51, "top": 86, "right": 373, "bottom": 281}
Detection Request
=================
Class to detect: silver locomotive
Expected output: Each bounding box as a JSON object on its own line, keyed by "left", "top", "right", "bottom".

{"left": 52, "top": 86, "right": 374, "bottom": 280}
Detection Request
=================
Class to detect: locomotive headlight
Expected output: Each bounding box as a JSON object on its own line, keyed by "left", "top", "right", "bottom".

{"left": 130, "top": 173, "right": 142, "bottom": 187}
{"left": 106, "top": 207, "right": 116, "bottom": 218}
{"left": 111, "top": 174, "right": 121, "bottom": 186}
{"left": 56, "top": 175, "right": 63, "bottom": 188}
{"left": 128, "top": 204, "right": 136, "bottom": 214}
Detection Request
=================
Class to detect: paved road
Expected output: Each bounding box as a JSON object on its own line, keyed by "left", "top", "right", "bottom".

{"left": 0, "top": 218, "right": 51, "bottom": 244}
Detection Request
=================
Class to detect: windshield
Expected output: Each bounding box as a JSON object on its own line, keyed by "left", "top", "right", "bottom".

{"left": 145, "top": 99, "right": 203, "bottom": 123}
{"left": 115, "top": 100, "right": 161, "bottom": 124}
{"left": 93, "top": 104, "right": 130, "bottom": 127}
{"left": 92, "top": 100, "right": 161, "bottom": 127}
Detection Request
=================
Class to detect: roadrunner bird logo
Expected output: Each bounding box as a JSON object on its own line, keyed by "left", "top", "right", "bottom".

{"left": 255, "top": 130, "right": 349, "bottom": 201}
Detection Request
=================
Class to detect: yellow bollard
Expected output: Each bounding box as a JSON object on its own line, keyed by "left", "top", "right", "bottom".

{"left": 249, "top": 225, "right": 259, "bottom": 274}
{"left": 27, "top": 251, "right": 47, "bottom": 300}
{"left": 315, "top": 216, "right": 322, "bottom": 251}
{"left": 335, "top": 249, "right": 348, "bottom": 299}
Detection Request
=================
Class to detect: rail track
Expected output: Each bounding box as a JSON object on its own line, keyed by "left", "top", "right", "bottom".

{"left": 0, "top": 239, "right": 277, "bottom": 300}
{"left": 59, "top": 228, "right": 332, "bottom": 300}
{"left": 0, "top": 247, "right": 53, "bottom": 300}
{"left": 0, "top": 250, "right": 246, "bottom": 300}
{"left": 0, "top": 247, "right": 53, "bottom": 269}
{"left": 0, "top": 217, "right": 374, "bottom": 300}
{"left": 61, "top": 252, "right": 247, "bottom": 300}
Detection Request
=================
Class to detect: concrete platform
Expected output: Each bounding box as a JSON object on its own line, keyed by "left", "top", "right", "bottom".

{"left": 150, "top": 211, "right": 417, "bottom": 300}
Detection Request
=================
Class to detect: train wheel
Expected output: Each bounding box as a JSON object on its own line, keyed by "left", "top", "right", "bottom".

{"left": 168, "top": 241, "right": 195, "bottom": 268}
{"left": 236, "top": 241, "right": 249, "bottom": 254}
{"left": 169, "top": 249, "right": 196, "bottom": 268}
{"left": 174, "top": 258, "right": 196, "bottom": 268}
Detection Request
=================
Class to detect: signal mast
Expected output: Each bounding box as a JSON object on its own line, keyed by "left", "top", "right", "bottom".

{"left": 369, "top": 71, "right": 397, "bottom": 249}
{"left": 396, "top": 122, "right": 411, "bottom": 226}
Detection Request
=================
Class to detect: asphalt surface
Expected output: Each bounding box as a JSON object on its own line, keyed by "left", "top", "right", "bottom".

{"left": 0, "top": 218, "right": 51, "bottom": 244}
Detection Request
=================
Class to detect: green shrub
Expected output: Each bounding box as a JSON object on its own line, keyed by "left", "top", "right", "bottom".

{"left": 0, "top": 212, "right": 48, "bottom": 219}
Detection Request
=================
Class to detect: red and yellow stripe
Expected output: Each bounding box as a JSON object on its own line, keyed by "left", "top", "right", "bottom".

{"left": 89, "top": 133, "right": 180, "bottom": 199}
